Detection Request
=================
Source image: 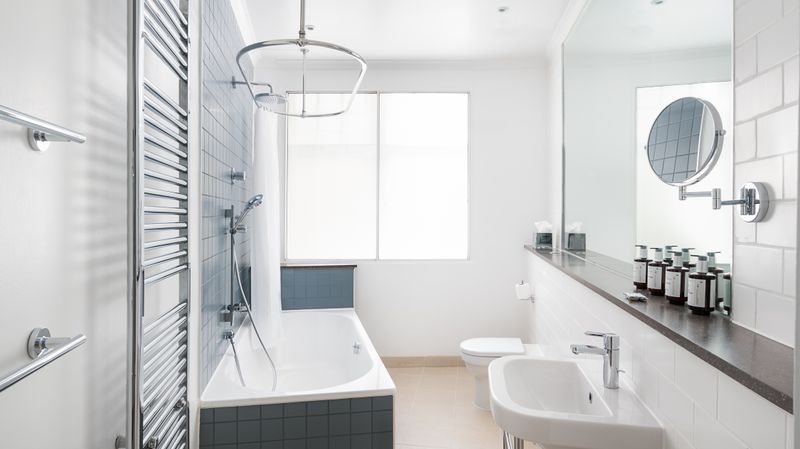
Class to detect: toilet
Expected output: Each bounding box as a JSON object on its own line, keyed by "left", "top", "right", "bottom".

{"left": 460, "top": 337, "right": 527, "bottom": 410}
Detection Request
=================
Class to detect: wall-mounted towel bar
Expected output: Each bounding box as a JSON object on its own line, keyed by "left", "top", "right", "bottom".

{"left": 0, "top": 327, "right": 87, "bottom": 393}
{"left": 0, "top": 105, "right": 87, "bottom": 152}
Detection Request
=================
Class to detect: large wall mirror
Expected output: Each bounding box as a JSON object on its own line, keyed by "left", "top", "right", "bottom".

{"left": 562, "top": 0, "right": 734, "bottom": 271}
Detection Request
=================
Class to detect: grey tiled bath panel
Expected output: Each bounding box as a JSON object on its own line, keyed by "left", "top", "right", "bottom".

{"left": 281, "top": 266, "right": 356, "bottom": 310}
{"left": 199, "top": 396, "right": 393, "bottom": 449}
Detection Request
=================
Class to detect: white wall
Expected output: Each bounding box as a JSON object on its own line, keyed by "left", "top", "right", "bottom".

{"left": 527, "top": 253, "right": 794, "bottom": 449}
{"left": 260, "top": 62, "right": 549, "bottom": 356}
{"left": 563, "top": 51, "right": 733, "bottom": 263}
{"left": 731, "top": 0, "right": 798, "bottom": 346}
{"left": 0, "top": 1, "right": 128, "bottom": 447}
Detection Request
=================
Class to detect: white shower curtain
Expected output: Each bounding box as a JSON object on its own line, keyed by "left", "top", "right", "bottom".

{"left": 251, "top": 108, "right": 283, "bottom": 346}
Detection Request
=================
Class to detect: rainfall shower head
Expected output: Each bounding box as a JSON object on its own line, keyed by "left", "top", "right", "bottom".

{"left": 255, "top": 92, "right": 288, "bottom": 108}
{"left": 231, "top": 194, "right": 264, "bottom": 233}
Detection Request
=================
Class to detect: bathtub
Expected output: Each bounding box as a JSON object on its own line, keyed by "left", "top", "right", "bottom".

{"left": 201, "top": 309, "right": 396, "bottom": 408}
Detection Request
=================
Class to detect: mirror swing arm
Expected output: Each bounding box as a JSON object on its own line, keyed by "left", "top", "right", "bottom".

{"left": 677, "top": 182, "right": 770, "bottom": 222}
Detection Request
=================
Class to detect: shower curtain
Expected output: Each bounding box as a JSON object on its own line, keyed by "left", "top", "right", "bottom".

{"left": 251, "top": 108, "right": 283, "bottom": 346}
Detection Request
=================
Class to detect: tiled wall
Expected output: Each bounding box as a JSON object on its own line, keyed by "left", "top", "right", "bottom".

{"left": 732, "top": 0, "right": 798, "bottom": 346}
{"left": 527, "top": 254, "right": 794, "bottom": 449}
{"left": 200, "top": 0, "right": 255, "bottom": 389}
{"left": 199, "top": 397, "right": 393, "bottom": 449}
{"left": 281, "top": 267, "right": 356, "bottom": 310}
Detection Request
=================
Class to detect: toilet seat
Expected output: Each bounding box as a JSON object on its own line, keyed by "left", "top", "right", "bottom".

{"left": 460, "top": 337, "right": 525, "bottom": 358}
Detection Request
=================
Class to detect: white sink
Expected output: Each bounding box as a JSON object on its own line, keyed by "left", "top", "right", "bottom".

{"left": 489, "top": 356, "right": 662, "bottom": 449}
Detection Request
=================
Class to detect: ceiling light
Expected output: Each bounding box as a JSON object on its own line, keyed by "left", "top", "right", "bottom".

{"left": 497, "top": 6, "right": 510, "bottom": 13}
{"left": 650, "top": 0, "right": 664, "bottom": 5}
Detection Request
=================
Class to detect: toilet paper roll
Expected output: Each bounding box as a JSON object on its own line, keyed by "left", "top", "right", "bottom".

{"left": 515, "top": 282, "right": 532, "bottom": 300}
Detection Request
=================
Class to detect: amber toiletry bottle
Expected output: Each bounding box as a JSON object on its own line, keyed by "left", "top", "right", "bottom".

{"left": 665, "top": 251, "right": 688, "bottom": 305}
{"left": 647, "top": 248, "right": 668, "bottom": 296}
{"left": 633, "top": 245, "right": 651, "bottom": 290}
{"left": 706, "top": 251, "right": 725, "bottom": 306}
{"left": 687, "top": 255, "right": 717, "bottom": 315}
{"left": 681, "top": 248, "right": 696, "bottom": 269}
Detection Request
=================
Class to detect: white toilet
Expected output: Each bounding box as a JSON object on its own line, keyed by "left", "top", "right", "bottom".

{"left": 460, "top": 337, "right": 526, "bottom": 410}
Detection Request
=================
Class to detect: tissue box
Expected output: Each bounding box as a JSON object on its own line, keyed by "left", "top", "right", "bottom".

{"left": 534, "top": 232, "right": 553, "bottom": 249}
{"left": 566, "top": 233, "right": 586, "bottom": 251}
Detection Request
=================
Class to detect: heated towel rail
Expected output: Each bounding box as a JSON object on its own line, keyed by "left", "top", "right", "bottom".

{"left": 120, "top": 0, "right": 190, "bottom": 448}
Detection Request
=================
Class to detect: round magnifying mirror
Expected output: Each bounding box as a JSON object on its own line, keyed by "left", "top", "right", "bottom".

{"left": 645, "top": 97, "right": 725, "bottom": 186}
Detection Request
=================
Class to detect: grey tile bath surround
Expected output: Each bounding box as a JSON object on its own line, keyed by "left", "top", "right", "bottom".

{"left": 526, "top": 245, "right": 793, "bottom": 412}
{"left": 281, "top": 265, "right": 357, "bottom": 310}
{"left": 200, "top": 396, "right": 393, "bottom": 449}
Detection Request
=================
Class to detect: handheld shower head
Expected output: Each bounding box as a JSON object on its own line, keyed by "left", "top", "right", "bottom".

{"left": 231, "top": 194, "right": 264, "bottom": 233}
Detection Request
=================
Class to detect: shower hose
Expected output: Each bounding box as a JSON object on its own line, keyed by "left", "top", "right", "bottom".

{"left": 231, "top": 233, "right": 279, "bottom": 392}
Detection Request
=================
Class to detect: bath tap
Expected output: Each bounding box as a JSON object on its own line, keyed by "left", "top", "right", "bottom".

{"left": 570, "top": 331, "right": 621, "bottom": 389}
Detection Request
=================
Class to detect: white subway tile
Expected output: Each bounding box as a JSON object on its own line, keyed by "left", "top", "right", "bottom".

{"left": 757, "top": 201, "right": 797, "bottom": 247}
{"left": 735, "top": 0, "right": 783, "bottom": 45}
{"left": 632, "top": 357, "right": 659, "bottom": 411}
{"left": 718, "top": 374, "right": 788, "bottom": 449}
{"left": 735, "top": 120, "right": 757, "bottom": 162}
{"left": 757, "top": 106, "right": 799, "bottom": 157}
{"left": 732, "top": 282, "right": 757, "bottom": 327}
{"left": 786, "top": 153, "right": 798, "bottom": 200}
{"left": 733, "top": 244, "right": 784, "bottom": 291}
{"left": 665, "top": 420, "right": 693, "bottom": 449}
{"left": 784, "top": 250, "right": 797, "bottom": 297}
{"left": 787, "top": 414, "right": 795, "bottom": 449}
{"left": 787, "top": 0, "right": 800, "bottom": 14}
{"left": 758, "top": 13, "right": 800, "bottom": 71}
{"left": 644, "top": 331, "right": 676, "bottom": 380}
{"left": 785, "top": 57, "right": 799, "bottom": 103}
{"left": 694, "top": 405, "right": 747, "bottom": 449}
{"left": 675, "top": 348, "right": 718, "bottom": 417}
{"left": 756, "top": 290, "right": 796, "bottom": 344}
{"left": 735, "top": 217, "right": 757, "bottom": 243}
{"left": 658, "top": 376, "right": 694, "bottom": 442}
{"left": 736, "top": 38, "right": 758, "bottom": 82}
{"left": 735, "top": 156, "right": 784, "bottom": 199}
{"left": 735, "top": 68, "right": 784, "bottom": 121}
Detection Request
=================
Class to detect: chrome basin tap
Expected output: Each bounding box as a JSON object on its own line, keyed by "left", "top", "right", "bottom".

{"left": 570, "top": 331, "right": 621, "bottom": 389}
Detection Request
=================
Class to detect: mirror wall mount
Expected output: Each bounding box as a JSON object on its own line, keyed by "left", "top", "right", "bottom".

{"left": 678, "top": 182, "right": 770, "bottom": 222}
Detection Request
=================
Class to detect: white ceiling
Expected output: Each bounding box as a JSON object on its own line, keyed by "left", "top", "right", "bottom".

{"left": 565, "top": 0, "right": 732, "bottom": 56}
{"left": 237, "top": 0, "right": 570, "bottom": 62}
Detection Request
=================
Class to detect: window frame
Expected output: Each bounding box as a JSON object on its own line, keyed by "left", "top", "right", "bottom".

{"left": 283, "top": 90, "right": 471, "bottom": 263}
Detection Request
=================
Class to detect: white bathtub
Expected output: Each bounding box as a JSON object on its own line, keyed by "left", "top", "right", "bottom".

{"left": 200, "top": 309, "right": 396, "bottom": 408}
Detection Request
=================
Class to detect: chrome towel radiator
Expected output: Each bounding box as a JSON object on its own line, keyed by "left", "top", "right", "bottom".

{"left": 120, "top": 0, "right": 190, "bottom": 448}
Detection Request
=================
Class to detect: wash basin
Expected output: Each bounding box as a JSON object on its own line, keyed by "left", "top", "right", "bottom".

{"left": 489, "top": 356, "right": 662, "bottom": 449}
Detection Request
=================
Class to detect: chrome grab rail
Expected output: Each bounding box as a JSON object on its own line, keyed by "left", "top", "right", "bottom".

{"left": 0, "top": 328, "right": 87, "bottom": 393}
{"left": 0, "top": 105, "right": 87, "bottom": 152}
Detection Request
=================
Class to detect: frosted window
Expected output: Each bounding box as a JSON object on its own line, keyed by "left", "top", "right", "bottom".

{"left": 285, "top": 92, "right": 469, "bottom": 261}
{"left": 378, "top": 93, "right": 469, "bottom": 259}
{"left": 286, "top": 94, "right": 378, "bottom": 259}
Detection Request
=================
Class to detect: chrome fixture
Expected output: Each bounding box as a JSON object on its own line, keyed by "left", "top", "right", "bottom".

{"left": 229, "top": 194, "right": 264, "bottom": 235}
{"left": 235, "top": 0, "right": 367, "bottom": 118}
{"left": 570, "top": 331, "right": 622, "bottom": 389}
{"left": 503, "top": 431, "right": 524, "bottom": 449}
{"left": 678, "top": 182, "right": 770, "bottom": 222}
{"left": 231, "top": 78, "right": 288, "bottom": 108}
{"left": 224, "top": 330, "right": 246, "bottom": 387}
{"left": 0, "top": 104, "right": 87, "bottom": 151}
{"left": 121, "top": 0, "right": 190, "bottom": 448}
{"left": 645, "top": 98, "right": 771, "bottom": 222}
{"left": 231, "top": 169, "right": 247, "bottom": 184}
{"left": 0, "top": 328, "right": 87, "bottom": 393}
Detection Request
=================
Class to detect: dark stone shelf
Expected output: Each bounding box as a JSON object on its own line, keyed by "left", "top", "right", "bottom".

{"left": 526, "top": 245, "right": 793, "bottom": 413}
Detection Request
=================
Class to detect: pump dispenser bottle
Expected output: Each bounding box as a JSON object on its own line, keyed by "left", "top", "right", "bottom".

{"left": 688, "top": 255, "right": 717, "bottom": 315}
{"left": 633, "top": 245, "right": 651, "bottom": 290}
{"left": 706, "top": 251, "right": 724, "bottom": 306}
{"left": 647, "top": 248, "right": 668, "bottom": 296}
{"left": 682, "top": 248, "right": 696, "bottom": 269}
{"left": 665, "top": 251, "right": 688, "bottom": 305}
{"left": 663, "top": 245, "right": 678, "bottom": 265}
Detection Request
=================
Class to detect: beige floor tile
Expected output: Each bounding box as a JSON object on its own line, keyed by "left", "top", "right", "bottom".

{"left": 422, "top": 366, "right": 459, "bottom": 377}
